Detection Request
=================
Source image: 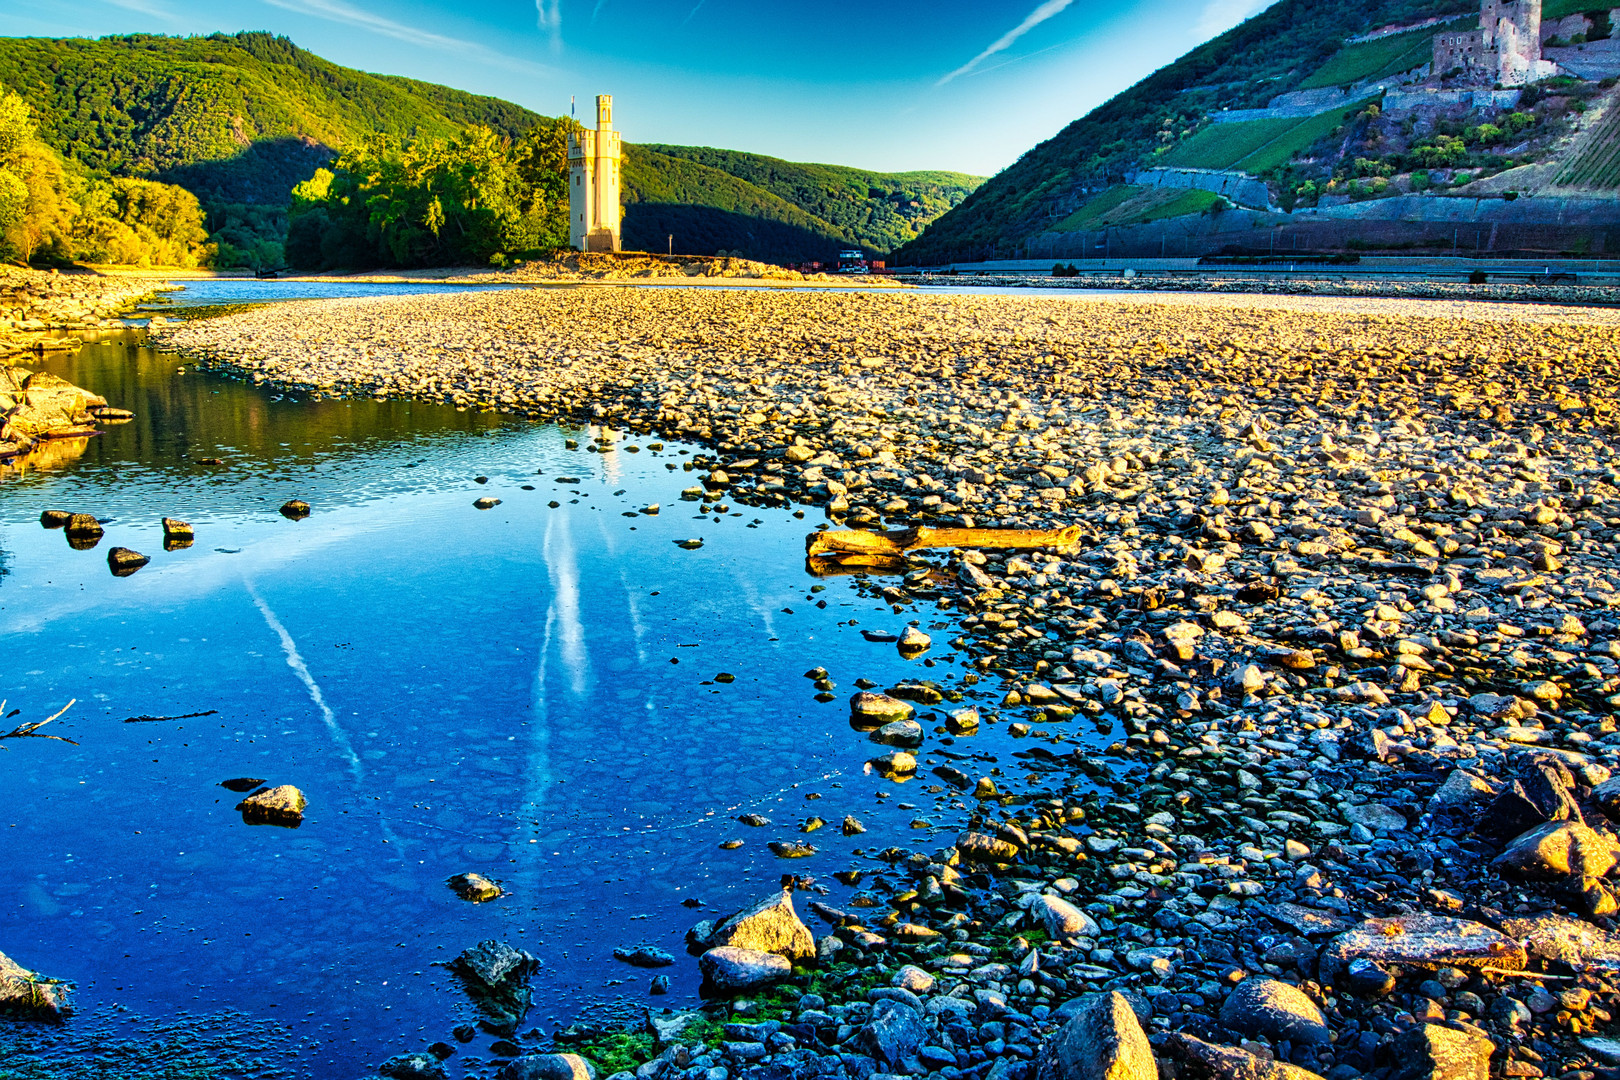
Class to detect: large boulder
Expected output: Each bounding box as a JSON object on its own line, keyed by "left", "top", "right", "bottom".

{"left": 499, "top": 1054, "right": 597, "bottom": 1080}
{"left": 855, "top": 997, "right": 927, "bottom": 1069}
{"left": 1491, "top": 821, "right": 1620, "bottom": 880}
{"left": 697, "top": 888, "right": 815, "bottom": 961}
{"left": 698, "top": 946, "right": 791, "bottom": 994}
{"left": 0, "top": 949, "right": 72, "bottom": 1021}
{"left": 1318, "top": 915, "right": 1526, "bottom": 986}
{"left": 1387, "top": 1023, "right": 1494, "bottom": 1080}
{"left": 1035, "top": 992, "right": 1157, "bottom": 1080}
{"left": 1218, "top": 977, "right": 1329, "bottom": 1045}
{"left": 1157, "top": 1033, "right": 1324, "bottom": 1080}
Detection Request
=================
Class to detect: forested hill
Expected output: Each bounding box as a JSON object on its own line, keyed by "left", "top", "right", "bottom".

{"left": 0, "top": 33, "right": 543, "bottom": 206}
{"left": 896, "top": 0, "right": 1482, "bottom": 263}
{"left": 638, "top": 146, "right": 984, "bottom": 257}
{"left": 0, "top": 33, "right": 981, "bottom": 262}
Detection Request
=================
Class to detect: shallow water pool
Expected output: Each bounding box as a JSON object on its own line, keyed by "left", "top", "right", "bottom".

{"left": 0, "top": 332, "right": 1058, "bottom": 1077}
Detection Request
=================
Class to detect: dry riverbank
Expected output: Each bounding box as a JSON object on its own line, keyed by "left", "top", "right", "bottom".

{"left": 154, "top": 289, "right": 1620, "bottom": 1080}
{"left": 0, "top": 265, "right": 166, "bottom": 361}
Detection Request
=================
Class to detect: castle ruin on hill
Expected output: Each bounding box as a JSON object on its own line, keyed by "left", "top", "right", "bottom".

{"left": 1432, "top": 0, "right": 1557, "bottom": 86}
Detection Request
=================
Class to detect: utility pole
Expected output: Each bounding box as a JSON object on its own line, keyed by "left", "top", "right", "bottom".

{"left": 668, "top": 234, "right": 673, "bottom": 256}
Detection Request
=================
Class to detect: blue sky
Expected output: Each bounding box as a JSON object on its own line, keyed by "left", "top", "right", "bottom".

{"left": 2, "top": 0, "right": 1277, "bottom": 176}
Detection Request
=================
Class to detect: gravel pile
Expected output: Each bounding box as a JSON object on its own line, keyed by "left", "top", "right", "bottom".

{"left": 157, "top": 288, "right": 1620, "bottom": 1080}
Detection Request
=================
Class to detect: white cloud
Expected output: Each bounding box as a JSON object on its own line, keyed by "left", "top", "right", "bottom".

{"left": 681, "top": 0, "right": 706, "bottom": 25}
{"left": 535, "top": 0, "right": 562, "bottom": 48}
{"left": 261, "top": 0, "right": 553, "bottom": 75}
{"left": 937, "top": 0, "right": 1076, "bottom": 86}
{"left": 1193, "top": 0, "right": 1277, "bottom": 41}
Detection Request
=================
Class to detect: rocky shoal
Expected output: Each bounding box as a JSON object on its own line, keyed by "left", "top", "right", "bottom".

{"left": 152, "top": 287, "right": 1620, "bottom": 1080}
{"left": 0, "top": 265, "right": 164, "bottom": 360}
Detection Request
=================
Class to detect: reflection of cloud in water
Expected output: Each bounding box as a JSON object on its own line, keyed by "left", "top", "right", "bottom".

{"left": 543, "top": 510, "right": 591, "bottom": 697}
{"left": 245, "top": 579, "right": 363, "bottom": 781}
{"left": 590, "top": 514, "right": 650, "bottom": 666}
{"left": 734, "top": 568, "right": 779, "bottom": 640}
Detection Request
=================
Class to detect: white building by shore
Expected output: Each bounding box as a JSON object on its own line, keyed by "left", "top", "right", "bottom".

{"left": 568, "top": 95, "right": 622, "bottom": 253}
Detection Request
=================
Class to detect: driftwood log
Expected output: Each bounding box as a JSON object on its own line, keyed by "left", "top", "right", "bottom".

{"left": 805, "top": 525, "right": 1084, "bottom": 564}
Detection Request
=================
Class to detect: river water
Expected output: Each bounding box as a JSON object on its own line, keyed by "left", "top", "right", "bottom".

{"left": 0, "top": 284, "right": 1059, "bottom": 1078}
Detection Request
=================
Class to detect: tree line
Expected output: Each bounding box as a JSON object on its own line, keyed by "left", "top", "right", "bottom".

{"left": 0, "top": 89, "right": 212, "bottom": 267}
{"left": 285, "top": 119, "right": 575, "bottom": 270}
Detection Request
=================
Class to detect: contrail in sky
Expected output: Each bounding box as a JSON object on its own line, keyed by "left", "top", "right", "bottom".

{"left": 937, "top": 0, "right": 1075, "bottom": 85}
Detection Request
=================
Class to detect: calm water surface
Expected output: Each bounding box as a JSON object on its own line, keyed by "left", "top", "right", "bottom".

{"left": 0, "top": 313, "right": 1055, "bottom": 1077}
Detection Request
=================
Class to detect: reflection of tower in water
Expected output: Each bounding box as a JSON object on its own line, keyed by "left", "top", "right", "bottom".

{"left": 593, "top": 425, "right": 624, "bottom": 484}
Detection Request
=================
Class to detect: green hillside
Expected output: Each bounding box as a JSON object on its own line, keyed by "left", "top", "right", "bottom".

{"left": 0, "top": 33, "right": 542, "bottom": 205}
{"left": 621, "top": 147, "right": 862, "bottom": 262}
{"left": 639, "top": 145, "right": 982, "bottom": 255}
{"left": 0, "top": 33, "right": 973, "bottom": 264}
{"left": 896, "top": 0, "right": 1478, "bottom": 262}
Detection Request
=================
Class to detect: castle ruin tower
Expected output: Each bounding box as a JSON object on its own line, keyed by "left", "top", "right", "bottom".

{"left": 568, "top": 94, "right": 622, "bottom": 252}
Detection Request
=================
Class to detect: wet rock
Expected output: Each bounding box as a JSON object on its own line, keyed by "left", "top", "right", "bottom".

{"left": 448, "top": 872, "right": 502, "bottom": 902}
{"left": 850, "top": 693, "right": 914, "bottom": 725}
{"left": 612, "top": 945, "right": 675, "bottom": 967}
{"left": 898, "top": 627, "right": 931, "bottom": 653}
{"left": 279, "top": 500, "right": 311, "bottom": 519}
{"left": 1219, "top": 977, "right": 1330, "bottom": 1045}
{"left": 649, "top": 974, "right": 668, "bottom": 994}
{"left": 39, "top": 510, "right": 70, "bottom": 528}
{"left": 0, "top": 949, "right": 72, "bottom": 1021}
{"left": 499, "top": 1053, "right": 597, "bottom": 1080}
{"left": 675, "top": 538, "right": 704, "bottom": 549}
{"left": 842, "top": 815, "right": 866, "bottom": 836}
{"left": 474, "top": 497, "right": 502, "bottom": 509}
{"left": 1319, "top": 915, "right": 1526, "bottom": 985}
{"left": 946, "top": 708, "right": 980, "bottom": 735}
{"left": 380, "top": 1051, "right": 449, "bottom": 1080}
{"left": 106, "top": 547, "right": 150, "bottom": 577}
{"left": 698, "top": 946, "right": 791, "bottom": 994}
{"left": 867, "top": 751, "right": 916, "bottom": 775}
{"left": 455, "top": 939, "right": 532, "bottom": 989}
{"left": 768, "top": 841, "right": 817, "bottom": 858}
{"left": 1033, "top": 893, "right": 1102, "bottom": 945}
{"left": 1344, "top": 958, "right": 1397, "bottom": 997}
{"left": 162, "top": 517, "right": 194, "bottom": 550}
{"left": 1036, "top": 991, "right": 1156, "bottom": 1080}
{"left": 1157, "top": 1033, "right": 1324, "bottom": 1080}
{"left": 699, "top": 888, "right": 815, "bottom": 960}
{"left": 872, "top": 719, "right": 923, "bottom": 748}
{"left": 65, "top": 513, "right": 102, "bottom": 540}
{"left": 1342, "top": 802, "right": 1407, "bottom": 832}
{"left": 1491, "top": 821, "right": 1620, "bottom": 880}
{"left": 218, "top": 777, "right": 266, "bottom": 793}
{"left": 958, "top": 830, "right": 1020, "bottom": 863}
{"left": 235, "top": 784, "right": 307, "bottom": 826}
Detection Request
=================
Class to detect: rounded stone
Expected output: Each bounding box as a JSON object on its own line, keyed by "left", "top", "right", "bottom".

{"left": 1219, "top": 976, "right": 1330, "bottom": 1045}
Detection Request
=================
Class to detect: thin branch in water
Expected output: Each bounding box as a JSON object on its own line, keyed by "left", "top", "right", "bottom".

{"left": 0, "top": 698, "right": 79, "bottom": 747}
{"left": 124, "top": 709, "right": 218, "bottom": 724}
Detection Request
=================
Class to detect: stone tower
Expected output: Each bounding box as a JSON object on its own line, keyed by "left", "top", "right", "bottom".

{"left": 1432, "top": 0, "right": 1556, "bottom": 86}
{"left": 568, "top": 95, "right": 622, "bottom": 253}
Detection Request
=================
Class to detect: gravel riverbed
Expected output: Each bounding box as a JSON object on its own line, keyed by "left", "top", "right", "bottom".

{"left": 148, "top": 287, "right": 1620, "bottom": 1080}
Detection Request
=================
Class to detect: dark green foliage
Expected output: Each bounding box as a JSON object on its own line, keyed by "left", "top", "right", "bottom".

{"left": 285, "top": 122, "right": 573, "bottom": 269}
{"left": 896, "top": 0, "right": 1476, "bottom": 262}
{"left": 638, "top": 145, "right": 982, "bottom": 254}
